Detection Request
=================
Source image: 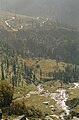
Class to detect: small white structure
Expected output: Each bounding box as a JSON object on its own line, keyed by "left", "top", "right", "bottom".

{"left": 43, "top": 101, "right": 49, "bottom": 105}
{"left": 49, "top": 105, "right": 54, "bottom": 108}
{"left": 45, "top": 116, "right": 53, "bottom": 120}
{"left": 51, "top": 107, "right": 55, "bottom": 111}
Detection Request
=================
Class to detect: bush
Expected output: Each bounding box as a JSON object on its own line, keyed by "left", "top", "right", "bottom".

{"left": 10, "top": 100, "right": 26, "bottom": 115}
{"left": 26, "top": 106, "right": 43, "bottom": 117}
{"left": 10, "top": 100, "right": 45, "bottom": 118}
{"left": 0, "top": 80, "right": 13, "bottom": 108}
{"left": 66, "top": 98, "right": 79, "bottom": 109}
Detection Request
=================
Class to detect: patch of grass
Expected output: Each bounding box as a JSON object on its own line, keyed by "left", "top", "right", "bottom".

{"left": 13, "top": 80, "right": 63, "bottom": 116}
{"left": 42, "top": 80, "right": 62, "bottom": 93}
{"left": 24, "top": 94, "right": 60, "bottom": 115}
{"left": 39, "top": 59, "right": 66, "bottom": 74}
{"left": 72, "top": 104, "right": 79, "bottom": 112}
{"left": 13, "top": 84, "right": 37, "bottom": 99}
{"left": 67, "top": 87, "right": 79, "bottom": 113}
{"left": 67, "top": 88, "right": 79, "bottom": 100}
{"left": 62, "top": 83, "right": 74, "bottom": 89}
{"left": 25, "top": 58, "right": 38, "bottom": 67}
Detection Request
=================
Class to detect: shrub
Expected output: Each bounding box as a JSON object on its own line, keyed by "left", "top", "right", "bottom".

{"left": 10, "top": 100, "right": 26, "bottom": 115}
{"left": 0, "top": 80, "right": 13, "bottom": 108}
{"left": 9, "top": 100, "right": 45, "bottom": 118}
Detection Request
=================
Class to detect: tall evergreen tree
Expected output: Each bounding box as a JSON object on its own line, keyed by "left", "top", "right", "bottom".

{"left": 1, "top": 62, "right": 5, "bottom": 80}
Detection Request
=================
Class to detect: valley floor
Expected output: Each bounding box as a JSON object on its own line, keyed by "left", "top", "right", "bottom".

{"left": 2, "top": 81, "right": 79, "bottom": 120}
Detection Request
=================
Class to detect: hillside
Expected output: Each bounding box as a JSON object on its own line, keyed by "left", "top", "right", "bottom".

{"left": 0, "top": 11, "right": 79, "bottom": 64}
{"left": 0, "top": 0, "right": 79, "bottom": 29}
{"left": 0, "top": 11, "right": 79, "bottom": 120}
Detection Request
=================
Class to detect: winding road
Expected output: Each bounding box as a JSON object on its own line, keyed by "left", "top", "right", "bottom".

{"left": 5, "top": 16, "right": 23, "bottom": 31}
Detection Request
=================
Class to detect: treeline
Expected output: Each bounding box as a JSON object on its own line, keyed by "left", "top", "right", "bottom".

{"left": 0, "top": 56, "right": 42, "bottom": 87}
{"left": 48, "top": 65, "right": 79, "bottom": 84}
{"left": 1, "top": 55, "right": 79, "bottom": 85}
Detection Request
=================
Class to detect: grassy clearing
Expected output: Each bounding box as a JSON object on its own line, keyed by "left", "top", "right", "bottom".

{"left": 13, "top": 80, "right": 63, "bottom": 117}
{"left": 42, "top": 80, "right": 62, "bottom": 93}
{"left": 62, "top": 83, "right": 74, "bottom": 89}
{"left": 39, "top": 59, "right": 66, "bottom": 73}
{"left": 67, "top": 88, "right": 79, "bottom": 100}
{"left": 24, "top": 94, "right": 56, "bottom": 114}
{"left": 72, "top": 105, "right": 79, "bottom": 112}
{"left": 25, "top": 58, "right": 38, "bottom": 67}
{"left": 67, "top": 87, "right": 79, "bottom": 113}
{"left": 25, "top": 58, "right": 67, "bottom": 78}
{"left": 13, "top": 84, "right": 37, "bottom": 99}
{"left": 25, "top": 58, "right": 66, "bottom": 71}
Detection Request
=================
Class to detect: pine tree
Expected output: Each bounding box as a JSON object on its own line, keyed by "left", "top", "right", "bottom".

{"left": 40, "top": 69, "right": 42, "bottom": 81}
{"left": 13, "top": 60, "right": 16, "bottom": 75}
{"left": 1, "top": 62, "right": 5, "bottom": 80}
{"left": 6, "top": 58, "right": 9, "bottom": 71}
{"left": 33, "top": 71, "right": 36, "bottom": 83}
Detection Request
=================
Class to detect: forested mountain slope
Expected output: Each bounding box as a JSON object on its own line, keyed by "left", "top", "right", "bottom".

{"left": 1, "top": 11, "right": 79, "bottom": 120}
{"left": 0, "top": 19, "right": 79, "bottom": 64}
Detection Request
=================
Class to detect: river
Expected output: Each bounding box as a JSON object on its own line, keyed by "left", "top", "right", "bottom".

{"left": 25, "top": 85, "right": 70, "bottom": 119}
{"left": 50, "top": 89, "right": 70, "bottom": 119}
{"left": 29, "top": 85, "right": 70, "bottom": 119}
